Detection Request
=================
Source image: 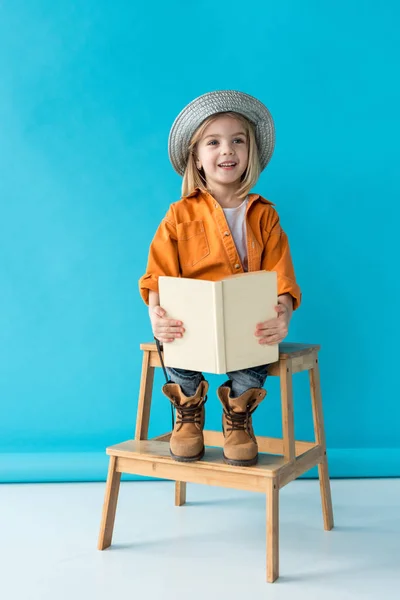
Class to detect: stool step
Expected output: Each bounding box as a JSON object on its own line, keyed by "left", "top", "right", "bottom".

{"left": 107, "top": 439, "right": 285, "bottom": 475}
{"left": 106, "top": 440, "right": 324, "bottom": 491}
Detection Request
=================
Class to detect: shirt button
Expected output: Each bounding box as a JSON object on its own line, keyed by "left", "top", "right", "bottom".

{"left": 224, "top": 231, "right": 230, "bottom": 236}
{"left": 235, "top": 264, "right": 240, "bottom": 269}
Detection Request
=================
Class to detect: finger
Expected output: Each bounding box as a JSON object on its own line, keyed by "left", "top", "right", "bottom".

{"left": 255, "top": 327, "right": 280, "bottom": 337}
{"left": 153, "top": 305, "right": 166, "bottom": 318}
{"left": 155, "top": 327, "right": 184, "bottom": 340}
{"left": 155, "top": 332, "right": 182, "bottom": 340}
{"left": 264, "top": 327, "right": 288, "bottom": 339}
{"left": 259, "top": 331, "right": 281, "bottom": 341}
{"left": 158, "top": 316, "right": 184, "bottom": 327}
{"left": 256, "top": 317, "right": 281, "bottom": 330}
{"left": 168, "top": 319, "right": 184, "bottom": 327}
{"left": 255, "top": 318, "right": 279, "bottom": 330}
{"left": 156, "top": 335, "right": 175, "bottom": 343}
{"left": 256, "top": 307, "right": 284, "bottom": 326}
{"left": 259, "top": 332, "right": 285, "bottom": 344}
{"left": 153, "top": 306, "right": 184, "bottom": 326}
{"left": 154, "top": 310, "right": 183, "bottom": 328}
{"left": 255, "top": 320, "right": 280, "bottom": 331}
{"left": 157, "top": 325, "right": 185, "bottom": 334}
{"left": 154, "top": 334, "right": 173, "bottom": 343}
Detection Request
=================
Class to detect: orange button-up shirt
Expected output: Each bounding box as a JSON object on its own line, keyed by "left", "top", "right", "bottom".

{"left": 139, "top": 187, "right": 302, "bottom": 310}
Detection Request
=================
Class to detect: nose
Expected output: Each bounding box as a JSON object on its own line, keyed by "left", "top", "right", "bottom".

{"left": 220, "top": 142, "right": 234, "bottom": 155}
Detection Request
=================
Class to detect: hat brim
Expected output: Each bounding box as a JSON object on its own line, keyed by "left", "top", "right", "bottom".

{"left": 168, "top": 90, "right": 275, "bottom": 176}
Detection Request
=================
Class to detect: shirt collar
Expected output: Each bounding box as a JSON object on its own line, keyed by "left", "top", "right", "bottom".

{"left": 183, "top": 187, "right": 275, "bottom": 206}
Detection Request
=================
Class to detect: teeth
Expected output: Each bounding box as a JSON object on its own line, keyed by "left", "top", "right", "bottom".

{"left": 219, "top": 163, "right": 236, "bottom": 166}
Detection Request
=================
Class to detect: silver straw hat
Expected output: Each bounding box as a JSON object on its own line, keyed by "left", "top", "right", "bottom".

{"left": 168, "top": 90, "right": 275, "bottom": 176}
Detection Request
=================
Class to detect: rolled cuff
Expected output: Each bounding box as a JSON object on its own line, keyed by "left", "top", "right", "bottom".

{"left": 277, "top": 275, "right": 302, "bottom": 311}
{"left": 138, "top": 273, "right": 159, "bottom": 306}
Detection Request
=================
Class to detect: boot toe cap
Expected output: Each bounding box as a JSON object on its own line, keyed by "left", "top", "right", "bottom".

{"left": 170, "top": 435, "right": 204, "bottom": 459}
{"left": 224, "top": 440, "right": 258, "bottom": 462}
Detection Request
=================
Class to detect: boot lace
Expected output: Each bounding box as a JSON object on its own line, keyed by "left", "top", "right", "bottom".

{"left": 223, "top": 402, "right": 258, "bottom": 436}
{"left": 170, "top": 396, "right": 207, "bottom": 430}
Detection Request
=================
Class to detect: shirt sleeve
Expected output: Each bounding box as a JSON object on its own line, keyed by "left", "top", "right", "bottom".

{"left": 261, "top": 211, "right": 302, "bottom": 311}
{"left": 138, "top": 207, "right": 180, "bottom": 305}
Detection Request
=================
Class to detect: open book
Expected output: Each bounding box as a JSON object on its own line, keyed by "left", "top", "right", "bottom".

{"left": 158, "top": 270, "right": 279, "bottom": 374}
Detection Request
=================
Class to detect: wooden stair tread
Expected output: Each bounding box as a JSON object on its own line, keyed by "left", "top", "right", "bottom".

{"left": 107, "top": 439, "right": 287, "bottom": 476}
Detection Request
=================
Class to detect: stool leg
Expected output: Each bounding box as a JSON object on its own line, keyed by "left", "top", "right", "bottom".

{"left": 175, "top": 481, "right": 186, "bottom": 506}
{"left": 280, "top": 359, "right": 296, "bottom": 462}
{"left": 318, "top": 456, "right": 334, "bottom": 530}
{"left": 135, "top": 351, "right": 155, "bottom": 441}
{"left": 98, "top": 456, "right": 121, "bottom": 550}
{"left": 309, "top": 354, "right": 334, "bottom": 531}
{"left": 266, "top": 478, "right": 279, "bottom": 582}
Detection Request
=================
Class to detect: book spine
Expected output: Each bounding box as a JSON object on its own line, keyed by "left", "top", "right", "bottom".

{"left": 212, "top": 282, "right": 226, "bottom": 374}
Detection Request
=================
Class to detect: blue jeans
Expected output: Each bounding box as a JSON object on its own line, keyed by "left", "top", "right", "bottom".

{"left": 166, "top": 364, "right": 270, "bottom": 398}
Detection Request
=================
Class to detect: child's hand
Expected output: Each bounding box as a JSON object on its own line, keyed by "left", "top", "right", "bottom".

{"left": 150, "top": 305, "right": 185, "bottom": 344}
{"left": 254, "top": 304, "right": 289, "bottom": 345}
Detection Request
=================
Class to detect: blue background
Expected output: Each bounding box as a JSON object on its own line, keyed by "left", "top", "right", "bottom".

{"left": 1, "top": 1, "right": 399, "bottom": 482}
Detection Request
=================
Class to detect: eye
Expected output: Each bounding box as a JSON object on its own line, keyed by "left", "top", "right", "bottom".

{"left": 206, "top": 137, "right": 245, "bottom": 146}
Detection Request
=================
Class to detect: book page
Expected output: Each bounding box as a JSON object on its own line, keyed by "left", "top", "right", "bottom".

{"left": 222, "top": 271, "right": 279, "bottom": 372}
{"left": 158, "top": 277, "right": 218, "bottom": 373}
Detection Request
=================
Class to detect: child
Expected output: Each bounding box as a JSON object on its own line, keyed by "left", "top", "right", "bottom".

{"left": 139, "top": 90, "right": 301, "bottom": 467}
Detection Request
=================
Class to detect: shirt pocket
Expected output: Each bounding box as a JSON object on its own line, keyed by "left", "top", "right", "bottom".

{"left": 177, "top": 220, "right": 210, "bottom": 267}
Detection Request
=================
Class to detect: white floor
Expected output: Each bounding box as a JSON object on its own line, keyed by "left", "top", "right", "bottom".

{"left": 1, "top": 478, "right": 399, "bottom": 599}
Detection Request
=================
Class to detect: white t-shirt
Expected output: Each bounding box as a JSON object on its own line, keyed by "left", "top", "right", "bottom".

{"left": 222, "top": 195, "right": 249, "bottom": 272}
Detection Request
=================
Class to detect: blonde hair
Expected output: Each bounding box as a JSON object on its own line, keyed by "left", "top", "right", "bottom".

{"left": 181, "top": 112, "right": 261, "bottom": 200}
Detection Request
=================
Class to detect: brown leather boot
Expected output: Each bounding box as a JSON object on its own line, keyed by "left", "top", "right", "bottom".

{"left": 162, "top": 379, "right": 209, "bottom": 462}
{"left": 217, "top": 380, "right": 266, "bottom": 467}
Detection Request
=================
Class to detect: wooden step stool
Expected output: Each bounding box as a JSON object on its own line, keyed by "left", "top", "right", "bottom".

{"left": 98, "top": 342, "right": 334, "bottom": 583}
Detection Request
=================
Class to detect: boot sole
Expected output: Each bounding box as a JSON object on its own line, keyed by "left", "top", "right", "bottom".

{"left": 170, "top": 446, "right": 205, "bottom": 463}
{"left": 223, "top": 453, "right": 258, "bottom": 467}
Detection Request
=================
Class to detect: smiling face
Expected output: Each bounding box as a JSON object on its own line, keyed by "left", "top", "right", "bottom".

{"left": 194, "top": 114, "right": 249, "bottom": 189}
